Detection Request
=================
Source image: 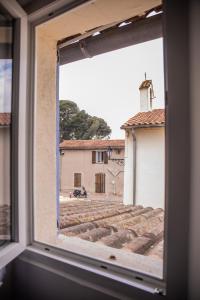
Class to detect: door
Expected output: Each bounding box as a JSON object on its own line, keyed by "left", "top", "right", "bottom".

{"left": 95, "top": 173, "right": 105, "bottom": 193}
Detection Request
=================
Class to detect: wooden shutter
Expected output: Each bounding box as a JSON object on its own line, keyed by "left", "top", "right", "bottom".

{"left": 74, "top": 173, "right": 81, "bottom": 187}
{"left": 92, "top": 151, "right": 96, "bottom": 163}
{"left": 95, "top": 173, "right": 105, "bottom": 193}
{"left": 103, "top": 151, "right": 108, "bottom": 164}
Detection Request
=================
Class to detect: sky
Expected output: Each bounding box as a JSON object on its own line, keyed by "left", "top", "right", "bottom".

{"left": 0, "top": 60, "right": 12, "bottom": 112}
{"left": 59, "top": 38, "right": 164, "bottom": 139}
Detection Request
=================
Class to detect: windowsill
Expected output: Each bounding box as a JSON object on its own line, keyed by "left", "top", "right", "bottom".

{"left": 25, "top": 239, "right": 165, "bottom": 297}
{"left": 33, "top": 234, "right": 163, "bottom": 280}
{"left": 0, "top": 242, "right": 25, "bottom": 269}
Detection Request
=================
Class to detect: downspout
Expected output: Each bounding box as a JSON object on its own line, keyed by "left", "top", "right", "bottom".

{"left": 131, "top": 128, "right": 137, "bottom": 205}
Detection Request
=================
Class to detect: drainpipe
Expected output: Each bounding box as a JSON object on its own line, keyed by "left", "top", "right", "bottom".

{"left": 131, "top": 128, "right": 137, "bottom": 206}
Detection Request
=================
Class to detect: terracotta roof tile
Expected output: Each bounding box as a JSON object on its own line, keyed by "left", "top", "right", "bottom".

{"left": 59, "top": 200, "right": 164, "bottom": 259}
{"left": 60, "top": 139, "right": 125, "bottom": 150}
{"left": 121, "top": 109, "right": 165, "bottom": 129}
{"left": 0, "top": 113, "right": 11, "bottom": 126}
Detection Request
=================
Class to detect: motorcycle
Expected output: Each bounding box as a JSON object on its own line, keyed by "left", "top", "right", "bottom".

{"left": 73, "top": 187, "right": 87, "bottom": 198}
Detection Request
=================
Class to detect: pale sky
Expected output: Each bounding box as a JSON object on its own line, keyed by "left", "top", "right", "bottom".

{"left": 0, "top": 60, "right": 12, "bottom": 112}
{"left": 59, "top": 38, "right": 164, "bottom": 139}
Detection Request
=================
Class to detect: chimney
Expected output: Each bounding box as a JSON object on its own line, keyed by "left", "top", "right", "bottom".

{"left": 139, "top": 75, "right": 155, "bottom": 112}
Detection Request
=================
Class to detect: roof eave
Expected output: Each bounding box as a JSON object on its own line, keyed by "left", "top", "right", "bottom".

{"left": 121, "top": 123, "right": 165, "bottom": 130}
{"left": 59, "top": 146, "right": 125, "bottom": 150}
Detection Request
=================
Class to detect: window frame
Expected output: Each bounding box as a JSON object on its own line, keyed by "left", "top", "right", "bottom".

{"left": 96, "top": 151, "right": 104, "bottom": 163}
{"left": 0, "top": 1, "right": 28, "bottom": 268}
{"left": 25, "top": 0, "right": 190, "bottom": 299}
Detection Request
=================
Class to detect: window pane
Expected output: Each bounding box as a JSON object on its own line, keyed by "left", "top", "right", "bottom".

{"left": 0, "top": 5, "right": 13, "bottom": 247}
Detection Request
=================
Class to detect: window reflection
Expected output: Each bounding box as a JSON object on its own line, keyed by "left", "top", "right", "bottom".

{"left": 0, "top": 5, "right": 12, "bottom": 246}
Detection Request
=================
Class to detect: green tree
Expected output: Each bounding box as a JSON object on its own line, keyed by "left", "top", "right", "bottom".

{"left": 60, "top": 100, "right": 111, "bottom": 141}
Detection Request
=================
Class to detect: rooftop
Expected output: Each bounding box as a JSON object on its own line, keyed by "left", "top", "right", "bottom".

{"left": 121, "top": 108, "right": 165, "bottom": 129}
{"left": 0, "top": 113, "right": 11, "bottom": 126}
{"left": 60, "top": 139, "right": 125, "bottom": 150}
{"left": 59, "top": 199, "right": 164, "bottom": 261}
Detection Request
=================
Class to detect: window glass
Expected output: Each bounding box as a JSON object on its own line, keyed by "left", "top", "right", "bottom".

{"left": 0, "top": 5, "right": 13, "bottom": 247}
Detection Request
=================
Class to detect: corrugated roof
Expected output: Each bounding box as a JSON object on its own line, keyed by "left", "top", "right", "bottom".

{"left": 60, "top": 139, "right": 125, "bottom": 150}
{"left": 121, "top": 109, "right": 165, "bottom": 129}
{"left": 59, "top": 200, "right": 164, "bottom": 260}
{"left": 0, "top": 113, "right": 11, "bottom": 126}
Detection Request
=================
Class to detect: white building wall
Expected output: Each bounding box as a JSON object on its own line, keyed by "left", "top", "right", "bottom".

{"left": 140, "top": 89, "right": 151, "bottom": 112}
{"left": 135, "top": 127, "right": 165, "bottom": 208}
{"left": 123, "top": 130, "right": 135, "bottom": 205}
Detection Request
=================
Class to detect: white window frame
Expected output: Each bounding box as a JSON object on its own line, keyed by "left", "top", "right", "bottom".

{"left": 96, "top": 151, "right": 104, "bottom": 163}
{"left": 28, "top": 3, "right": 167, "bottom": 293}
{"left": 0, "top": 0, "right": 28, "bottom": 269}
{"left": 0, "top": 1, "right": 190, "bottom": 299}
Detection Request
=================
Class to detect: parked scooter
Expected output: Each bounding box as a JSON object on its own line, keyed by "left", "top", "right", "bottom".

{"left": 73, "top": 186, "right": 87, "bottom": 198}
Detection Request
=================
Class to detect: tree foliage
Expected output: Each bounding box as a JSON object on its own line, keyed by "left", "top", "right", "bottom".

{"left": 60, "top": 100, "right": 111, "bottom": 141}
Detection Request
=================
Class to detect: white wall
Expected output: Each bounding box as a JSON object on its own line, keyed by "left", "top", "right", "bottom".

{"left": 123, "top": 127, "right": 165, "bottom": 208}
{"left": 140, "top": 88, "right": 152, "bottom": 112}
{"left": 135, "top": 127, "right": 165, "bottom": 208}
{"left": 123, "top": 129, "right": 135, "bottom": 205}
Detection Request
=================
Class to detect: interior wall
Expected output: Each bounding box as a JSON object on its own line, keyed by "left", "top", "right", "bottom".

{"left": 188, "top": 1, "right": 200, "bottom": 299}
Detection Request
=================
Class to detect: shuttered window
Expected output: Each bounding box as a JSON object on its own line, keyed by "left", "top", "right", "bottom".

{"left": 74, "top": 173, "right": 81, "bottom": 187}
{"left": 92, "top": 151, "right": 108, "bottom": 164}
{"left": 95, "top": 173, "right": 106, "bottom": 193}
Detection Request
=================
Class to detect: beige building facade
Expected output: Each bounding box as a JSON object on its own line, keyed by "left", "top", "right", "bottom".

{"left": 59, "top": 140, "right": 125, "bottom": 200}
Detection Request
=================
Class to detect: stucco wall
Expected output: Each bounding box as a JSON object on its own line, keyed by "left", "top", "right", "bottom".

{"left": 135, "top": 127, "right": 165, "bottom": 208}
{"left": 0, "top": 127, "right": 10, "bottom": 206}
{"left": 60, "top": 149, "right": 124, "bottom": 198}
{"left": 34, "top": 28, "right": 57, "bottom": 243}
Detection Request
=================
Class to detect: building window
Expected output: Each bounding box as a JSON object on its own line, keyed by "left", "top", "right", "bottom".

{"left": 74, "top": 173, "right": 81, "bottom": 188}
{"left": 95, "top": 173, "right": 106, "bottom": 193}
{"left": 96, "top": 151, "right": 104, "bottom": 163}
{"left": 92, "top": 151, "right": 108, "bottom": 164}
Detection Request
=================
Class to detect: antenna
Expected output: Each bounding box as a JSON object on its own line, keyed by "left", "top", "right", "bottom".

{"left": 144, "top": 72, "right": 147, "bottom": 80}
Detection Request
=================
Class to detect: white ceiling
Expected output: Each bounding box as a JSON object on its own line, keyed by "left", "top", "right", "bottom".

{"left": 38, "top": 0, "right": 161, "bottom": 41}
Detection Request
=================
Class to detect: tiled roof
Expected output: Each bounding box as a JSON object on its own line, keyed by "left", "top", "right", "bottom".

{"left": 60, "top": 139, "right": 125, "bottom": 150}
{"left": 0, "top": 113, "right": 11, "bottom": 126}
{"left": 59, "top": 200, "right": 164, "bottom": 260}
{"left": 121, "top": 109, "right": 165, "bottom": 129}
{"left": 139, "top": 79, "right": 152, "bottom": 90}
{"left": 0, "top": 205, "right": 10, "bottom": 237}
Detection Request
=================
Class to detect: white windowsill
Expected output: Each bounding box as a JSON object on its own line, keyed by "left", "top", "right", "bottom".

{"left": 25, "top": 243, "right": 165, "bottom": 296}
{"left": 0, "top": 242, "right": 25, "bottom": 269}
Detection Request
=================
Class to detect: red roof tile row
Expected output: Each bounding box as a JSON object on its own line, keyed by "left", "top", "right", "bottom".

{"left": 0, "top": 113, "right": 11, "bottom": 126}
{"left": 60, "top": 139, "right": 125, "bottom": 150}
{"left": 59, "top": 200, "right": 164, "bottom": 259}
{"left": 121, "top": 109, "right": 165, "bottom": 129}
